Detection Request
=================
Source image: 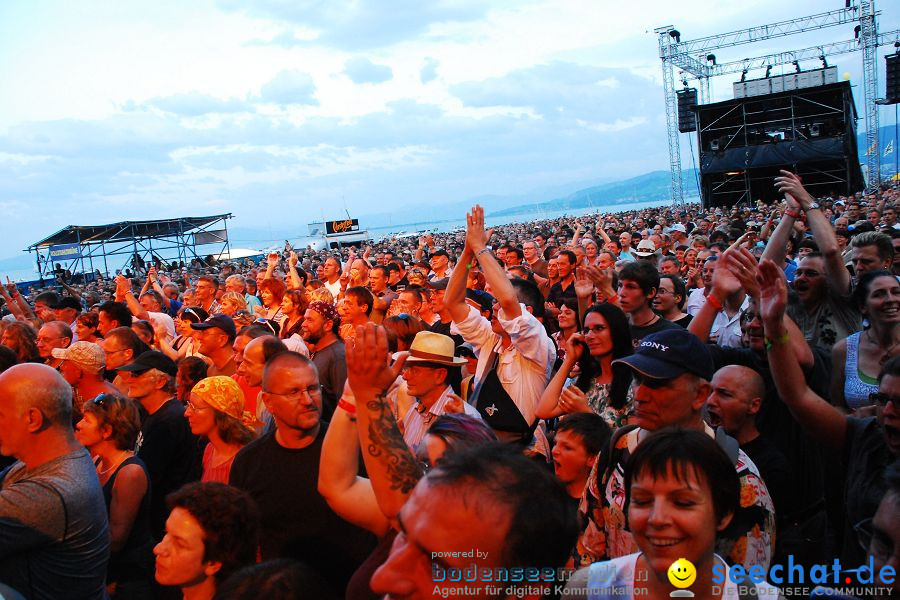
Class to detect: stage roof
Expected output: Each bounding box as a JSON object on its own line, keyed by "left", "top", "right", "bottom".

{"left": 26, "top": 214, "right": 232, "bottom": 250}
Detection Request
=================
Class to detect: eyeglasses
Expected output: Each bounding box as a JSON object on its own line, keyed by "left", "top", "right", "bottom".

{"left": 182, "top": 307, "right": 201, "bottom": 321}
{"left": 583, "top": 324, "right": 608, "bottom": 335}
{"left": 632, "top": 373, "right": 675, "bottom": 389}
{"left": 854, "top": 518, "right": 898, "bottom": 563}
{"left": 186, "top": 400, "right": 211, "bottom": 412}
{"left": 263, "top": 385, "right": 322, "bottom": 402}
{"left": 867, "top": 392, "right": 898, "bottom": 407}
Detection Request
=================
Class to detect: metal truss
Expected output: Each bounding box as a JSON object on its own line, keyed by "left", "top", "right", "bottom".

{"left": 688, "top": 30, "right": 900, "bottom": 76}
{"left": 656, "top": 26, "right": 684, "bottom": 207}
{"left": 860, "top": 0, "right": 880, "bottom": 187}
{"left": 658, "top": 0, "right": 891, "bottom": 204}
{"left": 667, "top": 7, "right": 859, "bottom": 57}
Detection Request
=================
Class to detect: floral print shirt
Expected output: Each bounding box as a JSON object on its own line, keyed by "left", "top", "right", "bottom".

{"left": 572, "top": 425, "right": 776, "bottom": 572}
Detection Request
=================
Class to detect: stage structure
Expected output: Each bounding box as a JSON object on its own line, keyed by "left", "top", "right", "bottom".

{"left": 697, "top": 79, "right": 864, "bottom": 207}
{"left": 656, "top": 0, "right": 900, "bottom": 207}
{"left": 26, "top": 214, "right": 233, "bottom": 280}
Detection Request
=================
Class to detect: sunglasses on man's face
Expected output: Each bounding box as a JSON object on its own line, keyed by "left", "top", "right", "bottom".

{"left": 868, "top": 392, "right": 898, "bottom": 408}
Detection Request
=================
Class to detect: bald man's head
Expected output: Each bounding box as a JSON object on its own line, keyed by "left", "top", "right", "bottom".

{"left": 0, "top": 363, "right": 73, "bottom": 449}
{"left": 706, "top": 365, "right": 764, "bottom": 436}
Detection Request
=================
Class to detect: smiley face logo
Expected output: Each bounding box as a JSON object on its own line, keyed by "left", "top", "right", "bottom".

{"left": 667, "top": 558, "right": 696, "bottom": 589}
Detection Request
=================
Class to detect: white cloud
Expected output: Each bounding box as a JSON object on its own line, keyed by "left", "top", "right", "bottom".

{"left": 258, "top": 69, "right": 318, "bottom": 105}
{"left": 344, "top": 57, "right": 394, "bottom": 84}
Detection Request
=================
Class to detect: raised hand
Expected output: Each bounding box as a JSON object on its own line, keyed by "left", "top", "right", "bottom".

{"left": 574, "top": 268, "right": 594, "bottom": 300}
{"left": 267, "top": 252, "right": 279, "bottom": 267}
{"left": 346, "top": 323, "right": 405, "bottom": 398}
{"left": 725, "top": 247, "right": 761, "bottom": 299}
{"left": 288, "top": 251, "right": 298, "bottom": 268}
{"left": 711, "top": 250, "right": 742, "bottom": 298}
{"left": 564, "top": 331, "right": 586, "bottom": 364}
{"left": 465, "top": 205, "right": 491, "bottom": 252}
{"left": 115, "top": 274, "right": 131, "bottom": 296}
{"left": 757, "top": 259, "right": 788, "bottom": 330}
{"left": 774, "top": 170, "right": 814, "bottom": 211}
{"left": 558, "top": 384, "right": 591, "bottom": 414}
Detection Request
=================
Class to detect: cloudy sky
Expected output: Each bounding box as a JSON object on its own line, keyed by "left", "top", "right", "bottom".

{"left": 0, "top": 0, "right": 897, "bottom": 260}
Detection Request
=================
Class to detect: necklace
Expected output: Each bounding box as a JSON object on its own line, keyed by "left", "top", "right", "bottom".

{"left": 866, "top": 329, "right": 900, "bottom": 365}
{"left": 634, "top": 313, "right": 659, "bottom": 328}
{"left": 97, "top": 451, "right": 131, "bottom": 476}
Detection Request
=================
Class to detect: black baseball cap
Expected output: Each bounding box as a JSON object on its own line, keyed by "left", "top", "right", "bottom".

{"left": 613, "top": 329, "right": 714, "bottom": 381}
{"left": 117, "top": 350, "right": 178, "bottom": 377}
{"left": 190, "top": 314, "right": 237, "bottom": 339}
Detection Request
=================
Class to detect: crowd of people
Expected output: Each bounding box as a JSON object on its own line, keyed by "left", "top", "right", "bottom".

{"left": 0, "top": 169, "right": 898, "bottom": 600}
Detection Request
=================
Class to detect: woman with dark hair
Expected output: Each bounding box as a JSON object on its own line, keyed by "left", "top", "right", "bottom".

{"left": 185, "top": 376, "right": 258, "bottom": 484}
{"left": 279, "top": 288, "right": 308, "bottom": 342}
{"left": 832, "top": 270, "right": 900, "bottom": 412}
{"left": 566, "top": 428, "right": 779, "bottom": 599}
{"left": 0, "top": 321, "right": 41, "bottom": 363}
{"left": 654, "top": 274, "right": 692, "bottom": 328}
{"left": 176, "top": 356, "right": 209, "bottom": 403}
{"left": 76, "top": 311, "right": 103, "bottom": 343}
{"left": 553, "top": 297, "right": 581, "bottom": 364}
{"left": 157, "top": 306, "right": 208, "bottom": 361}
{"left": 537, "top": 302, "right": 634, "bottom": 429}
{"left": 75, "top": 393, "right": 154, "bottom": 598}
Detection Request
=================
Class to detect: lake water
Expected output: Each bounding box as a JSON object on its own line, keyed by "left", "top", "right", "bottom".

{"left": 3, "top": 197, "right": 692, "bottom": 282}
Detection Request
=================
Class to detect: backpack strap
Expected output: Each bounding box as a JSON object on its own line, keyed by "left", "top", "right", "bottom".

{"left": 597, "top": 424, "right": 639, "bottom": 488}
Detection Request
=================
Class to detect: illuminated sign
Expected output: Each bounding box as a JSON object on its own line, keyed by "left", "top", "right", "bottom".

{"left": 326, "top": 219, "right": 359, "bottom": 235}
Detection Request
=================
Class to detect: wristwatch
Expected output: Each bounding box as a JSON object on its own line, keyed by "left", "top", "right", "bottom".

{"left": 807, "top": 202, "right": 820, "bottom": 210}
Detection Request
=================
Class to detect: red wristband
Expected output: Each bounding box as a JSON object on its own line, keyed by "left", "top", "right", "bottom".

{"left": 783, "top": 209, "right": 800, "bottom": 219}
{"left": 338, "top": 398, "right": 357, "bottom": 415}
{"left": 607, "top": 294, "right": 619, "bottom": 304}
{"left": 706, "top": 293, "right": 723, "bottom": 312}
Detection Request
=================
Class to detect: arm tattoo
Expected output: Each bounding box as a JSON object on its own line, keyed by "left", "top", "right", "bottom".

{"left": 366, "top": 395, "right": 423, "bottom": 494}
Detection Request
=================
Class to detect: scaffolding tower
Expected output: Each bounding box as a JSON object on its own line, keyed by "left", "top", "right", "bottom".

{"left": 657, "top": 1, "right": 898, "bottom": 205}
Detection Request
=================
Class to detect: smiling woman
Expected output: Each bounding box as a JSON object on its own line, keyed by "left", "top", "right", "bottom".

{"left": 565, "top": 429, "right": 780, "bottom": 600}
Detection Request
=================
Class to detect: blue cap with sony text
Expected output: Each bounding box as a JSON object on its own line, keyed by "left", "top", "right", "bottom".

{"left": 612, "top": 329, "right": 714, "bottom": 381}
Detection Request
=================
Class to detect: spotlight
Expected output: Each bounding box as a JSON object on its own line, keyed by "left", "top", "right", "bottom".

{"left": 740, "top": 68, "right": 748, "bottom": 82}
{"left": 820, "top": 55, "right": 828, "bottom": 68}
{"left": 669, "top": 29, "right": 681, "bottom": 43}
{"left": 793, "top": 60, "right": 801, "bottom": 73}
{"left": 765, "top": 65, "right": 772, "bottom": 78}
{"left": 854, "top": 25, "right": 861, "bottom": 39}
{"left": 706, "top": 54, "right": 717, "bottom": 65}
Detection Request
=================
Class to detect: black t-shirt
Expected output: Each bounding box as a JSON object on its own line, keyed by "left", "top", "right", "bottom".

{"left": 741, "top": 434, "right": 797, "bottom": 519}
{"left": 428, "top": 319, "right": 464, "bottom": 347}
{"left": 630, "top": 316, "right": 680, "bottom": 348}
{"left": 135, "top": 399, "right": 202, "bottom": 538}
{"left": 548, "top": 279, "right": 577, "bottom": 306}
{"left": 672, "top": 313, "right": 693, "bottom": 329}
{"left": 707, "top": 346, "right": 827, "bottom": 513}
{"left": 311, "top": 342, "right": 347, "bottom": 422}
{"left": 230, "top": 428, "right": 376, "bottom": 596}
{"left": 842, "top": 417, "right": 891, "bottom": 565}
